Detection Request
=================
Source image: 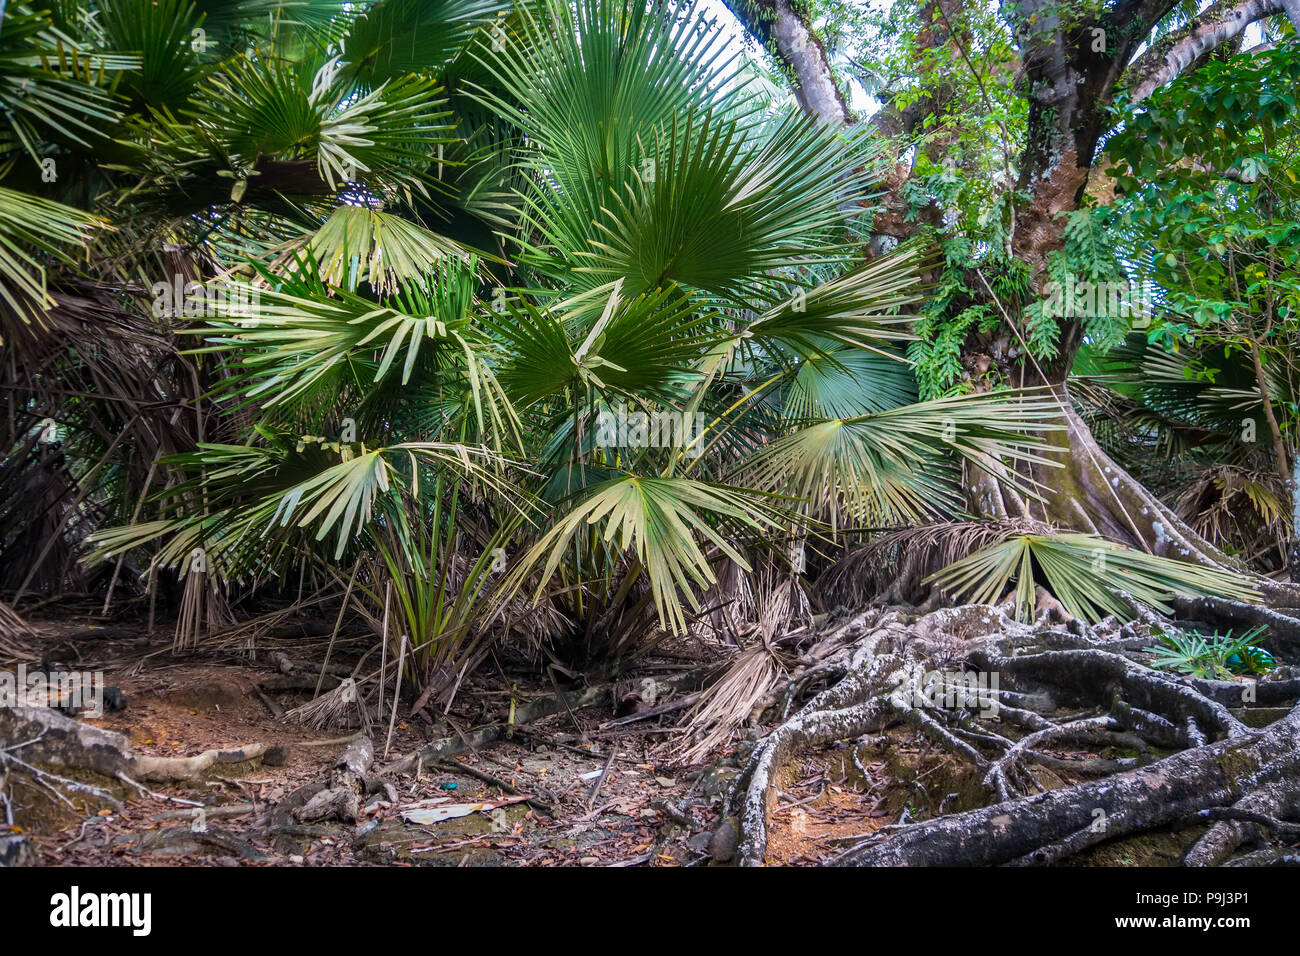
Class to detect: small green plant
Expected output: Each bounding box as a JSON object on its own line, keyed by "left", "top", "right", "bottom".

{"left": 1145, "top": 625, "right": 1275, "bottom": 679}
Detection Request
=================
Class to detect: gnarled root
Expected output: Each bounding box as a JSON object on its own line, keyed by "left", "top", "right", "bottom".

{"left": 833, "top": 706, "right": 1300, "bottom": 865}
{"left": 730, "top": 604, "right": 1300, "bottom": 866}
{"left": 0, "top": 704, "right": 280, "bottom": 795}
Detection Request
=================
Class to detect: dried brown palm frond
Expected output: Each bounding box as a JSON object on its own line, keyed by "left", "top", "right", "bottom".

{"left": 675, "top": 574, "right": 808, "bottom": 765}
{"left": 502, "top": 551, "right": 675, "bottom": 669}
{"left": 757, "top": 568, "right": 813, "bottom": 642}
{"left": 1172, "top": 464, "right": 1289, "bottom": 573}
{"left": 694, "top": 549, "right": 815, "bottom": 646}
{"left": 282, "top": 677, "right": 373, "bottom": 733}
{"left": 676, "top": 639, "right": 785, "bottom": 766}
{"left": 697, "top": 556, "right": 755, "bottom": 645}
{"left": 1, "top": 281, "right": 217, "bottom": 600}
{"left": 0, "top": 431, "right": 79, "bottom": 595}
{"left": 172, "top": 567, "right": 234, "bottom": 652}
{"left": 818, "top": 518, "right": 1055, "bottom": 608}
{"left": 0, "top": 600, "right": 35, "bottom": 662}
{"left": 198, "top": 587, "right": 344, "bottom": 658}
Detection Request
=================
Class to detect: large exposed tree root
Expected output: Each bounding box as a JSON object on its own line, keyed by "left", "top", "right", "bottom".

{"left": 729, "top": 604, "right": 1300, "bottom": 866}
{"left": 1171, "top": 594, "right": 1300, "bottom": 657}
{"left": 0, "top": 704, "right": 286, "bottom": 792}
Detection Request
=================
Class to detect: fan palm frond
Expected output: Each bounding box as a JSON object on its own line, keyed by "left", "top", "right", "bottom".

{"left": 0, "top": 3, "right": 135, "bottom": 159}
{"left": 273, "top": 206, "right": 474, "bottom": 293}
{"left": 782, "top": 347, "right": 918, "bottom": 419}
{"left": 501, "top": 475, "right": 784, "bottom": 635}
{"left": 742, "top": 390, "right": 1064, "bottom": 528}
{"left": 0, "top": 186, "right": 104, "bottom": 328}
{"left": 929, "top": 531, "right": 1262, "bottom": 623}
{"left": 744, "top": 245, "right": 925, "bottom": 362}
{"left": 97, "top": 0, "right": 209, "bottom": 110}
{"left": 342, "top": 0, "right": 505, "bottom": 87}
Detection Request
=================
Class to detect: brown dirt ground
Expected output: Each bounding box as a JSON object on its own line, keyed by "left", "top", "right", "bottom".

{"left": 6, "top": 612, "right": 1110, "bottom": 867}
{"left": 5, "top": 615, "right": 750, "bottom": 867}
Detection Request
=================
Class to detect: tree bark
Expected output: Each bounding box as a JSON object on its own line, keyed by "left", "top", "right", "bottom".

{"left": 1125, "top": 0, "right": 1286, "bottom": 103}
{"left": 732, "top": 605, "right": 1300, "bottom": 866}
{"left": 1282, "top": 0, "right": 1300, "bottom": 31}
{"left": 719, "top": 0, "right": 853, "bottom": 126}
{"left": 965, "top": 1, "right": 1291, "bottom": 566}
{"left": 836, "top": 702, "right": 1300, "bottom": 865}
{"left": 975, "top": 394, "right": 1233, "bottom": 563}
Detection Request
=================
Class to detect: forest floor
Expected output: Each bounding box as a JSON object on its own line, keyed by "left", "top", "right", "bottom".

{"left": 6, "top": 610, "right": 975, "bottom": 866}
{"left": 4, "top": 609, "right": 744, "bottom": 866}
{"left": 7, "top": 597, "right": 1298, "bottom": 867}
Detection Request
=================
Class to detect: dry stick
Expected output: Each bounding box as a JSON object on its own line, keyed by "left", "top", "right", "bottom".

{"left": 378, "top": 582, "right": 391, "bottom": 718}
{"left": 437, "top": 759, "right": 556, "bottom": 816}
{"left": 251, "top": 684, "right": 283, "bottom": 719}
{"left": 316, "top": 561, "right": 361, "bottom": 698}
{"left": 585, "top": 748, "right": 617, "bottom": 810}
{"left": 1, "top": 786, "right": 14, "bottom": 828}
{"left": 599, "top": 692, "right": 703, "bottom": 729}
{"left": 384, "top": 634, "right": 408, "bottom": 760}
{"left": 101, "top": 461, "right": 158, "bottom": 617}
{"left": 519, "top": 733, "right": 639, "bottom": 764}
{"left": 547, "top": 667, "right": 583, "bottom": 737}
{"left": 297, "top": 732, "right": 368, "bottom": 747}
{"left": 152, "top": 804, "right": 256, "bottom": 821}
{"left": 146, "top": 562, "right": 158, "bottom": 635}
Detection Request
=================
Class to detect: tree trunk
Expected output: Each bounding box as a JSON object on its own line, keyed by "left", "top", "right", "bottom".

{"left": 1291, "top": 454, "right": 1300, "bottom": 582}
{"left": 719, "top": 0, "right": 853, "bottom": 126}
{"left": 956, "top": 1, "right": 1261, "bottom": 568}
{"left": 1283, "top": 0, "right": 1300, "bottom": 31}
{"left": 725, "top": 0, "right": 1296, "bottom": 573}
{"left": 968, "top": 388, "right": 1232, "bottom": 562}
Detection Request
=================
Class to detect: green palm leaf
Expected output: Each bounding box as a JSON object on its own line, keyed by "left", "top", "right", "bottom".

{"left": 929, "top": 532, "right": 1261, "bottom": 623}
{"left": 483, "top": 280, "right": 712, "bottom": 408}
{"left": 0, "top": 186, "right": 104, "bottom": 326}
{"left": 190, "top": 264, "right": 517, "bottom": 447}
{"left": 0, "top": 4, "right": 135, "bottom": 158}
{"left": 98, "top": 0, "right": 208, "bottom": 110}
{"left": 745, "top": 245, "right": 924, "bottom": 362}
{"left": 743, "top": 390, "right": 1064, "bottom": 527}
{"left": 502, "top": 475, "right": 782, "bottom": 634}
{"left": 342, "top": 0, "right": 505, "bottom": 86}
{"left": 783, "top": 347, "right": 918, "bottom": 419}
{"left": 271, "top": 205, "right": 474, "bottom": 294}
